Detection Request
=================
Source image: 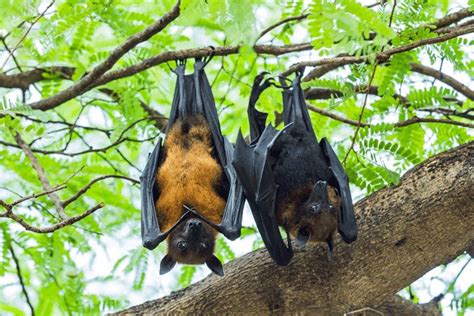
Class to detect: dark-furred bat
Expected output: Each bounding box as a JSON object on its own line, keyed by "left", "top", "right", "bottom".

{"left": 140, "top": 58, "right": 245, "bottom": 276}
{"left": 233, "top": 71, "right": 357, "bottom": 266}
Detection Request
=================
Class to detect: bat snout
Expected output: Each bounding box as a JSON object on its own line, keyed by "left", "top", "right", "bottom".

{"left": 309, "top": 203, "right": 322, "bottom": 215}
{"left": 187, "top": 219, "right": 203, "bottom": 233}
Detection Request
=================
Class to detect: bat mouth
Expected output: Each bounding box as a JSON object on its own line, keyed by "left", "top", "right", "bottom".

{"left": 295, "top": 227, "right": 311, "bottom": 248}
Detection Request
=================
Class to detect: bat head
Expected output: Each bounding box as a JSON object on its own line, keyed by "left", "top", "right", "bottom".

{"left": 160, "top": 218, "right": 224, "bottom": 276}
{"left": 292, "top": 181, "right": 340, "bottom": 247}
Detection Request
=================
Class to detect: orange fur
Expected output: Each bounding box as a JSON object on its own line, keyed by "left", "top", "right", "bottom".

{"left": 155, "top": 115, "right": 225, "bottom": 235}
{"left": 277, "top": 183, "right": 341, "bottom": 243}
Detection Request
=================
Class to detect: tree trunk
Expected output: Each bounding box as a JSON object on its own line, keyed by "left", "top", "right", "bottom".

{"left": 116, "top": 141, "right": 473, "bottom": 315}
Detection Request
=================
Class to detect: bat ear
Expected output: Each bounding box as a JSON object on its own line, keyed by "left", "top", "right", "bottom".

{"left": 159, "top": 254, "right": 176, "bottom": 275}
{"left": 206, "top": 255, "right": 224, "bottom": 277}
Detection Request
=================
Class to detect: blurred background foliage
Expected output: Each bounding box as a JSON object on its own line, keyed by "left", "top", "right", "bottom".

{"left": 0, "top": 0, "right": 472, "bottom": 314}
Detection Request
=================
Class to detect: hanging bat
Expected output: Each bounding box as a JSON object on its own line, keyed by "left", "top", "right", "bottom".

{"left": 141, "top": 58, "right": 245, "bottom": 276}
{"left": 233, "top": 71, "right": 357, "bottom": 266}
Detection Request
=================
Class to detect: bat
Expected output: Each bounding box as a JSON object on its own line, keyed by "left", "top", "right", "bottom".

{"left": 233, "top": 71, "right": 357, "bottom": 266}
{"left": 140, "top": 58, "right": 245, "bottom": 276}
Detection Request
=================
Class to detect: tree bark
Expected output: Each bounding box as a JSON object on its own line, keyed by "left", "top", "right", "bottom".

{"left": 116, "top": 141, "right": 473, "bottom": 315}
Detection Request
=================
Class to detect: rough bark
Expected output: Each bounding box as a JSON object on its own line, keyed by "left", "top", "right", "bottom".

{"left": 116, "top": 141, "right": 474, "bottom": 315}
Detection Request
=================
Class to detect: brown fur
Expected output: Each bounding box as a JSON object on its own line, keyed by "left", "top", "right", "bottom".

{"left": 277, "top": 183, "right": 341, "bottom": 243}
{"left": 155, "top": 115, "right": 225, "bottom": 263}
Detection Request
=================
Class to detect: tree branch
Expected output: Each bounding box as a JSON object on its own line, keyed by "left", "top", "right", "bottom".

{"left": 0, "top": 66, "right": 75, "bottom": 90}
{"left": 1, "top": 1, "right": 55, "bottom": 70}
{"left": 9, "top": 245, "right": 35, "bottom": 316}
{"left": 13, "top": 131, "right": 67, "bottom": 219}
{"left": 306, "top": 104, "right": 474, "bottom": 128}
{"left": 115, "top": 141, "right": 474, "bottom": 314}
{"left": 1, "top": 202, "right": 104, "bottom": 233}
{"left": 61, "top": 175, "right": 139, "bottom": 208}
{"left": 257, "top": 14, "right": 309, "bottom": 42}
{"left": 27, "top": 0, "right": 181, "bottom": 111}
{"left": 410, "top": 63, "right": 474, "bottom": 100}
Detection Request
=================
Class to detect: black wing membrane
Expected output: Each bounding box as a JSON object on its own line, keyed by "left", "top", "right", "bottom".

{"left": 234, "top": 71, "right": 357, "bottom": 265}
{"left": 234, "top": 125, "right": 293, "bottom": 265}
{"left": 320, "top": 138, "right": 357, "bottom": 243}
{"left": 140, "top": 58, "right": 245, "bottom": 251}
{"left": 233, "top": 75, "right": 294, "bottom": 265}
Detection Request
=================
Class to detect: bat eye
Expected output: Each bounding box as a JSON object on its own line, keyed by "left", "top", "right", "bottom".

{"left": 200, "top": 242, "right": 208, "bottom": 249}
{"left": 177, "top": 241, "right": 187, "bottom": 250}
{"left": 329, "top": 204, "right": 335, "bottom": 210}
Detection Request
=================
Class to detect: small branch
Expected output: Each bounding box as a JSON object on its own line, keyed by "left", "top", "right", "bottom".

{"left": 307, "top": 104, "right": 474, "bottom": 129}
{"left": 3, "top": 203, "right": 104, "bottom": 233}
{"left": 62, "top": 175, "right": 139, "bottom": 208}
{"left": 304, "top": 85, "right": 463, "bottom": 106}
{"left": 28, "top": 0, "right": 181, "bottom": 111}
{"left": 10, "top": 184, "right": 66, "bottom": 207}
{"left": 257, "top": 14, "right": 309, "bottom": 42}
{"left": 394, "top": 116, "right": 474, "bottom": 128}
{"left": 98, "top": 88, "right": 168, "bottom": 130}
{"left": 418, "top": 108, "right": 474, "bottom": 120}
{"left": 9, "top": 246, "right": 35, "bottom": 316}
{"left": 410, "top": 63, "right": 474, "bottom": 100}
{"left": 343, "top": 0, "right": 398, "bottom": 164}
{"left": 343, "top": 64, "right": 379, "bottom": 163}
{"left": 13, "top": 132, "right": 67, "bottom": 219}
{"left": 1, "top": 1, "right": 55, "bottom": 69}
{"left": 307, "top": 104, "right": 368, "bottom": 127}
{"left": 366, "top": 0, "right": 388, "bottom": 8}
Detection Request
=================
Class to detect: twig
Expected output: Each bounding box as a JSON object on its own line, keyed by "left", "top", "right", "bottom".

{"left": 366, "top": 0, "right": 388, "bottom": 8}
{"left": 9, "top": 245, "right": 36, "bottom": 316}
{"left": 13, "top": 132, "right": 67, "bottom": 219}
{"left": 10, "top": 184, "right": 66, "bottom": 207}
{"left": 62, "top": 175, "right": 139, "bottom": 208}
{"left": 257, "top": 14, "right": 309, "bottom": 42}
{"left": 1, "top": 1, "right": 55, "bottom": 69}
{"left": 307, "top": 105, "right": 474, "bottom": 129}
{"left": 3, "top": 203, "right": 104, "bottom": 233}
{"left": 304, "top": 85, "right": 463, "bottom": 106}
{"left": 342, "top": 0, "right": 395, "bottom": 163}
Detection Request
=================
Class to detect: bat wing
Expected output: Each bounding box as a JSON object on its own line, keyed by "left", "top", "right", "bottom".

{"left": 248, "top": 73, "right": 273, "bottom": 142}
{"left": 234, "top": 123, "right": 294, "bottom": 266}
{"left": 281, "top": 70, "right": 315, "bottom": 136}
{"left": 320, "top": 138, "right": 357, "bottom": 243}
{"left": 141, "top": 58, "right": 245, "bottom": 249}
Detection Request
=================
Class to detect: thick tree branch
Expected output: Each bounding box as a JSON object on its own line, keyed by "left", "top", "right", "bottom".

{"left": 116, "top": 141, "right": 474, "bottom": 314}
{"left": 27, "top": 1, "right": 181, "bottom": 111}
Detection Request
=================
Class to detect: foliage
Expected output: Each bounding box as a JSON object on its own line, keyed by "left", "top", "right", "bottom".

{"left": 0, "top": 0, "right": 472, "bottom": 315}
